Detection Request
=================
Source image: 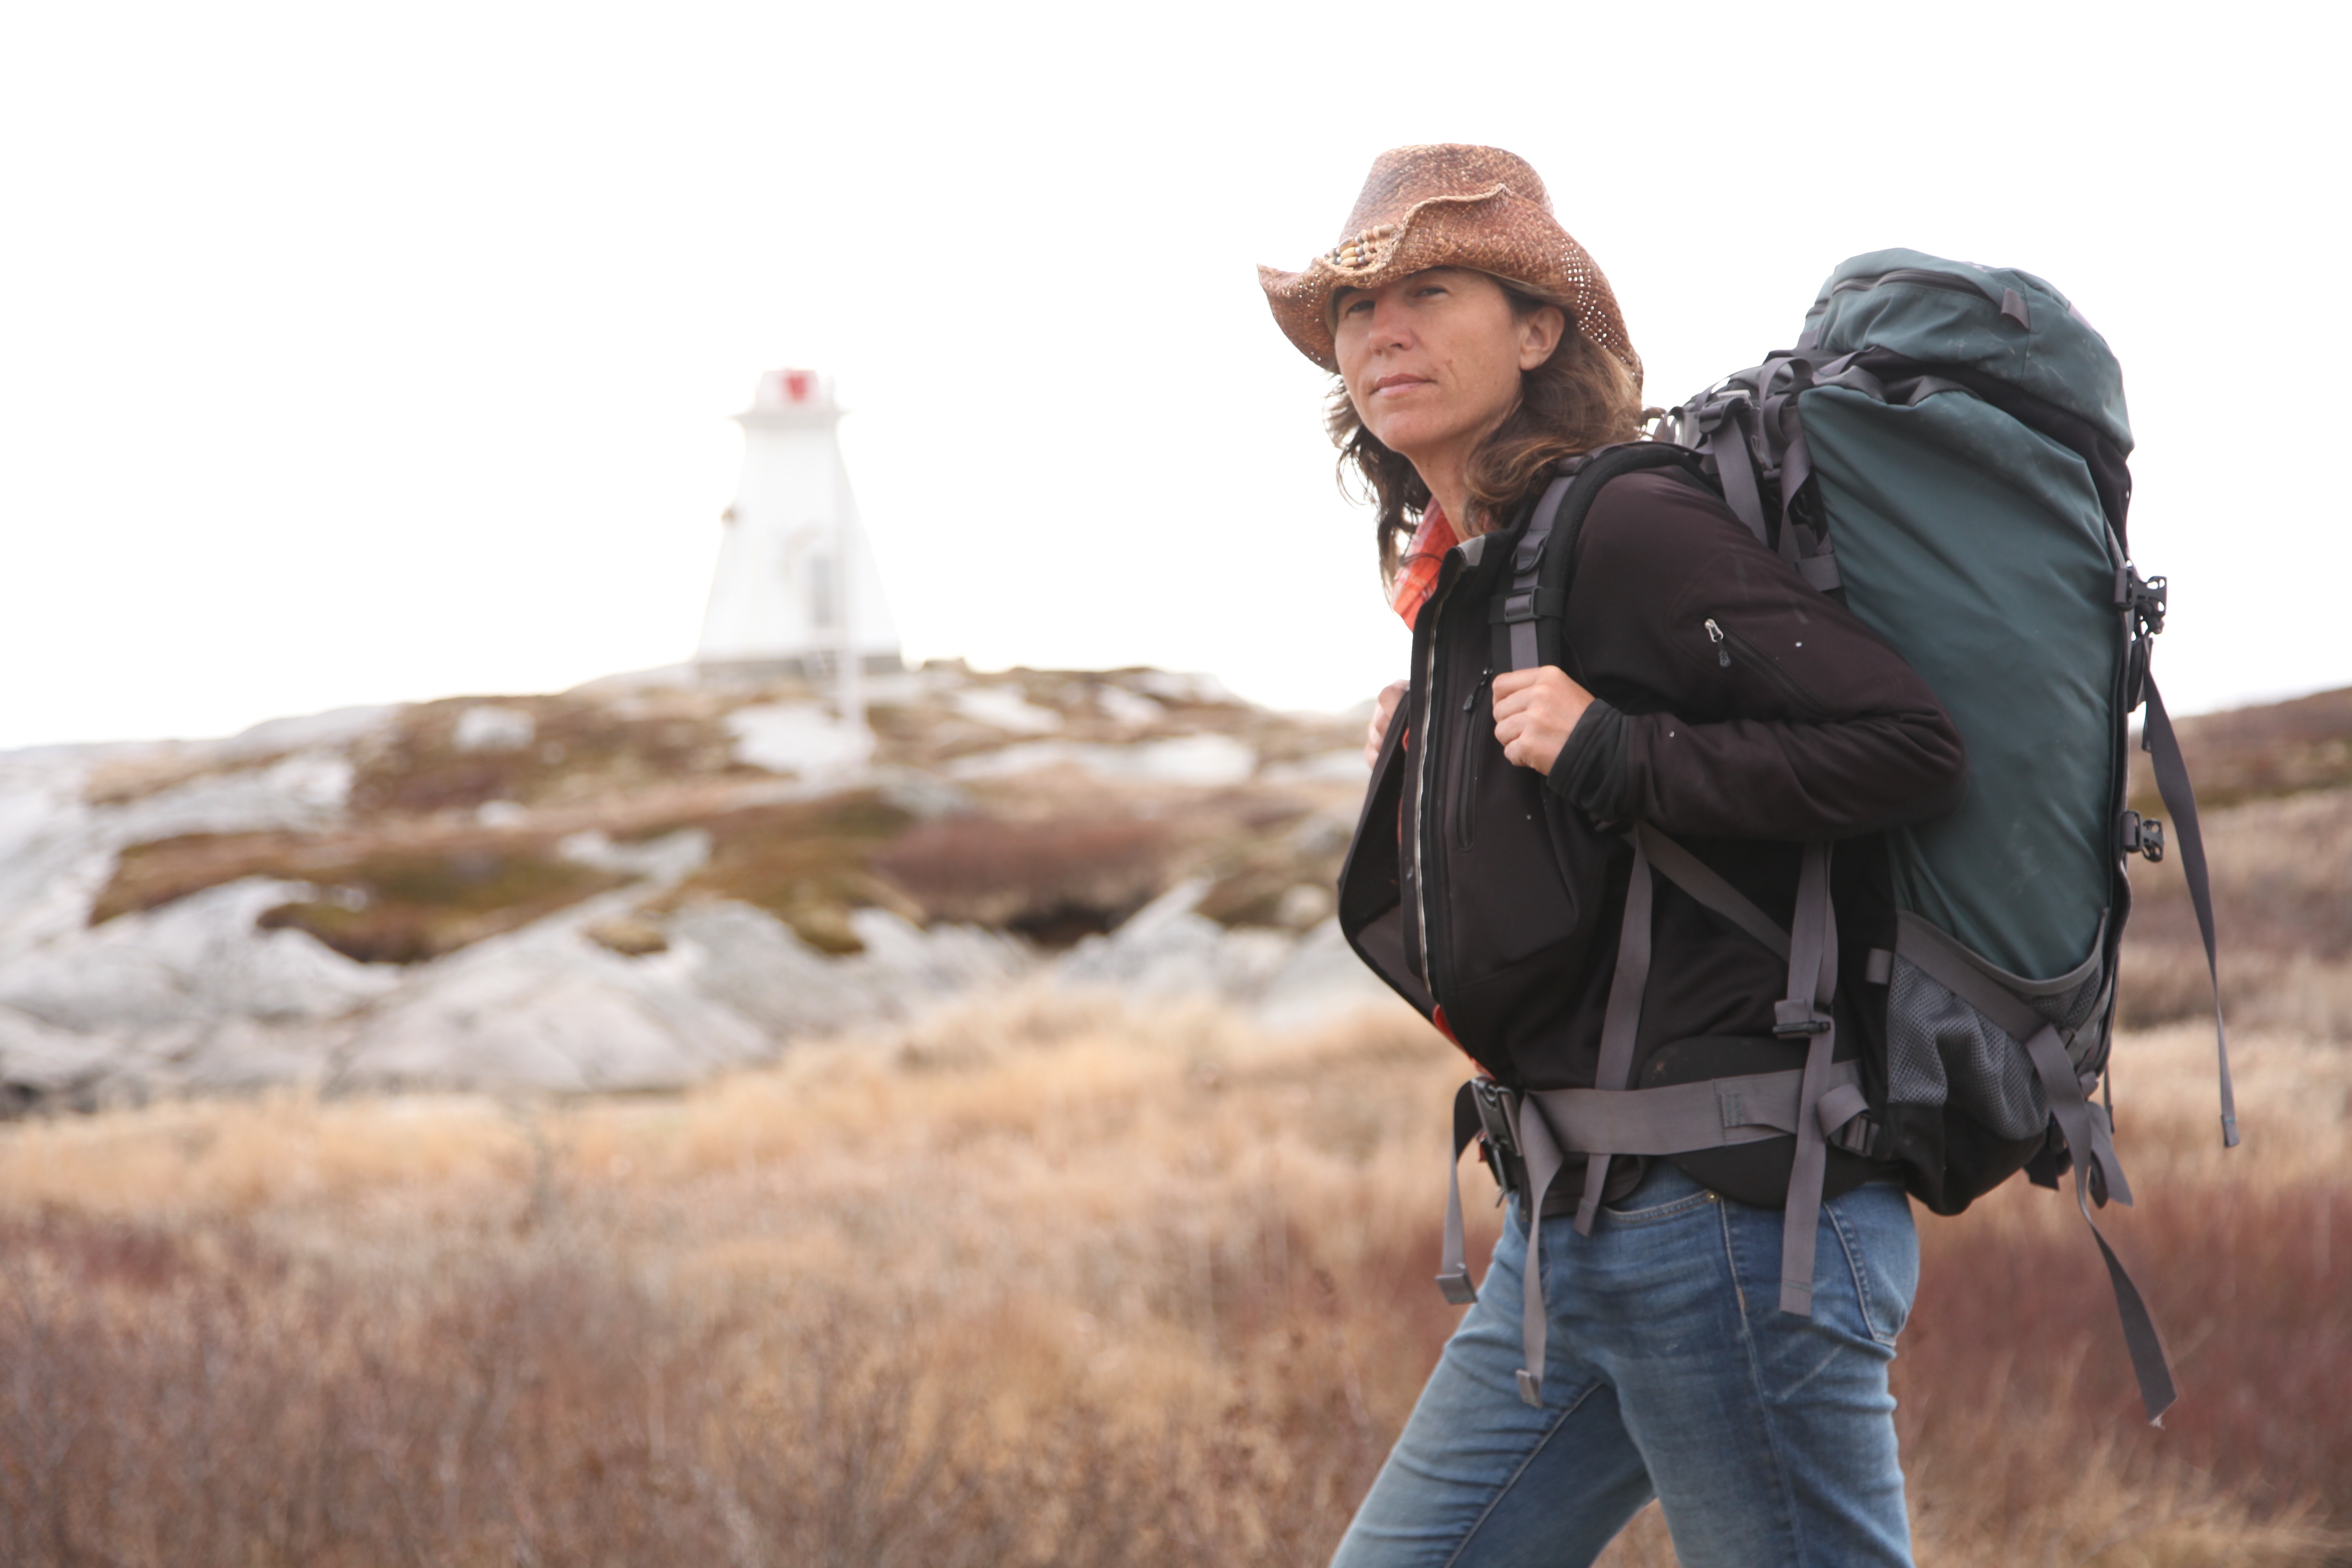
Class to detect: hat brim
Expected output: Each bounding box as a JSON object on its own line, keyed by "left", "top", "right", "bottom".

{"left": 1259, "top": 190, "right": 1640, "bottom": 387}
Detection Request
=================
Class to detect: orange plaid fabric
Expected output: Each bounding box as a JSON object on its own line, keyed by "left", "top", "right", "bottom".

{"left": 1390, "top": 499, "right": 1461, "bottom": 629}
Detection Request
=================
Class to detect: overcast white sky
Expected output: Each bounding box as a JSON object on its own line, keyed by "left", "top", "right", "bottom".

{"left": 1, "top": 1, "right": 2342, "bottom": 750}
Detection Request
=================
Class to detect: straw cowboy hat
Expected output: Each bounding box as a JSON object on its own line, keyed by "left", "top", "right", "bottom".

{"left": 1258, "top": 144, "right": 1640, "bottom": 388}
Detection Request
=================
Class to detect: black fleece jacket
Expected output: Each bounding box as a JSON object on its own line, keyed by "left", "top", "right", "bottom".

{"left": 1547, "top": 470, "right": 1966, "bottom": 839}
{"left": 1344, "top": 459, "right": 1969, "bottom": 1220}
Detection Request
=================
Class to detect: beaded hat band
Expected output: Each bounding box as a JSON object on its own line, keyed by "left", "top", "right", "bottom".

{"left": 1258, "top": 144, "right": 1640, "bottom": 388}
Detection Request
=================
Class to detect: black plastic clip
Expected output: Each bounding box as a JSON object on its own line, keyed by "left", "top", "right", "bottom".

{"left": 2119, "top": 810, "right": 2166, "bottom": 863}
{"left": 1469, "top": 1078, "right": 1529, "bottom": 1204}
{"left": 1772, "top": 1001, "right": 1832, "bottom": 1037}
{"left": 2117, "top": 567, "right": 2168, "bottom": 638}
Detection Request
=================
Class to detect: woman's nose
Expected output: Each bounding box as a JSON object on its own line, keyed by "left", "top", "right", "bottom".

{"left": 1367, "top": 298, "right": 1413, "bottom": 351}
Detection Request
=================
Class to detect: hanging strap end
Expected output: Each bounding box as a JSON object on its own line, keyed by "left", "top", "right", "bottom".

{"left": 1515, "top": 1369, "right": 1543, "bottom": 1407}
{"left": 1778, "top": 1280, "right": 1815, "bottom": 1317}
{"left": 2220, "top": 1113, "right": 2240, "bottom": 1150}
{"left": 1436, "top": 1271, "right": 1478, "bottom": 1306}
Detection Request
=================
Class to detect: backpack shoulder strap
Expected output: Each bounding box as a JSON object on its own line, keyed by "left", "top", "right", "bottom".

{"left": 1489, "top": 442, "right": 1711, "bottom": 674}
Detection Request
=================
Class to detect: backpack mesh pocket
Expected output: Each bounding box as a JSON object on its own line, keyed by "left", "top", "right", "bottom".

{"left": 1885, "top": 951, "right": 2108, "bottom": 1142}
{"left": 1887, "top": 957, "right": 2046, "bottom": 1139}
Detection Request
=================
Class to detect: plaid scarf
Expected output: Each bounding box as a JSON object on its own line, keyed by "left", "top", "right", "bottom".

{"left": 1389, "top": 499, "right": 1461, "bottom": 629}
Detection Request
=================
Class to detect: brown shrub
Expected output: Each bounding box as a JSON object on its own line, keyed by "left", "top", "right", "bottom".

{"left": 93, "top": 830, "right": 628, "bottom": 964}
{"left": 1900, "top": 1178, "right": 2352, "bottom": 1538}
{"left": 872, "top": 814, "right": 1179, "bottom": 944}
{"left": 0, "top": 1002, "right": 2341, "bottom": 1566}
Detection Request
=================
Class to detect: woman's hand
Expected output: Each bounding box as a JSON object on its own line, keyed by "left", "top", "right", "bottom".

{"left": 1491, "top": 667, "right": 1593, "bottom": 775}
{"left": 1365, "top": 679, "right": 1408, "bottom": 768}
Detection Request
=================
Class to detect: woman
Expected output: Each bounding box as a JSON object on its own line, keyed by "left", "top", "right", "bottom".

{"left": 1258, "top": 146, "right": 1967, "bottom": 1567}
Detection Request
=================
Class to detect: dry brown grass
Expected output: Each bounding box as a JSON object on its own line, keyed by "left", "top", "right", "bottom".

{"left": 0, "top": 998, "right": 2343, "bottom": 1566}
{"left": 2130, "top": 686, "right": 2352, "bottom": 815}
{"left": 2120, "top": 787, "right": 2352, "bottom": 1037}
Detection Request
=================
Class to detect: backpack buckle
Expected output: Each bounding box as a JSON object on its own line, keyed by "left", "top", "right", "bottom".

{"left": 1468, "top": 1078, "right": 1530, "bottom": 1207}
{"left": 1772, "top": 1001, "right": 1832, "bottom": 1037}
{"left": 2119, "top": 810, "right": 2166, "bottom": 863}
{"left": 2118, "top": 567, "right": 2168, "bottom": 637}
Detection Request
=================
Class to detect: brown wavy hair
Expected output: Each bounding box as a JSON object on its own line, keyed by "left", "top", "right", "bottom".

{"left": 1327, "top": 279, "right": 1648, "bottom": 582}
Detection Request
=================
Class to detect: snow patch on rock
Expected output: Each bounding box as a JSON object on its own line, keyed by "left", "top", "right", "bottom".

{"left": 727, "top": 703, "right": 874, "bottom": 775}
{"left": 948, "top": 734, "right": 1256, "bottom": 786}
{"left": 951, "top": 688, "right": 1063, "bottom": 735}
{"left": 453, "top": 705, "right": 538, "bottom": 753}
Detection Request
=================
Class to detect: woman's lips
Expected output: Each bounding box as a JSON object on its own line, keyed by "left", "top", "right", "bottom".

{"left": 1372, "top": 374, "right": 1431, "bottom": 395}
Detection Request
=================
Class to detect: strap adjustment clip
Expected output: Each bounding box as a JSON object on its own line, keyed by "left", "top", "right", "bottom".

{"left": 2117, "top": 566, "right": 2168, "bottom": 636}
{"left": 2118, "top": 810, "right": 2166, "bottom": 863}
{"left": 1772, "top": 1000, "right": 1831, "bottom": 1037}
{"left": 1468, "top": 1078, "right": 1529, "bottom": 1204}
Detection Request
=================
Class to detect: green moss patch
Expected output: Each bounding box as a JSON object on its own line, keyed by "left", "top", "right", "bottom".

{"left": 641, "top": 792, "right": 920, "bottom": 955}
{"left": 349, "top": 696, "right": 749, "bottom": 818}
{"left": 96, "top": 830, "right": 629, "bottom": 965}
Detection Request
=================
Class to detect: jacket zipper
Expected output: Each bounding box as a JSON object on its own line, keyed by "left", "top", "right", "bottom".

{"left": 1452, "top": 671, "right": 1491, "bottom": 849}
{"left": 1411, "top": 570, "right": 1461, "bottom": 996}
{"left": 1706, "top": 616, "right": 1831, "bottom": 719}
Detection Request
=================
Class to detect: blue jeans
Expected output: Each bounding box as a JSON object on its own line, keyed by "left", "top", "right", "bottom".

{"left": 1332, "top": 1162, "right": 1918, "bottom": 1568}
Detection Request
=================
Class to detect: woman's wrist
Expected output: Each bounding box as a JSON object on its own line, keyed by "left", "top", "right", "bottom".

{"left": 1545, "top": 698, "right": 1629, "bottom": 821}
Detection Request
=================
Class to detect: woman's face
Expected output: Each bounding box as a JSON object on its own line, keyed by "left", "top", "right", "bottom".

{"left": 1333, "top": 268, "right": 1563, "bottom": 479}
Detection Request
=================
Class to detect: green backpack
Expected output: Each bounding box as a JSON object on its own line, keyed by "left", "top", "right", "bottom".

{"left": 1652, "top": 248, "right": 2233, "bottom": 1421}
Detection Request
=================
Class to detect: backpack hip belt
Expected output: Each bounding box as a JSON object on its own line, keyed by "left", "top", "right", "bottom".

{"left": 1436, "top": 808, "right": 1870, "bottom": 1407}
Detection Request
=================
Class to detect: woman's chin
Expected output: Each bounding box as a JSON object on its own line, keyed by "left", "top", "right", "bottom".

{"left": 1366, "top": 415, "right": 1456, "bottom": 464}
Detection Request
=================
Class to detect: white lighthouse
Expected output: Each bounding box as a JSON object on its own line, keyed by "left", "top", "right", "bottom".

{"left": 695, "top": 368, "right": 903, "bottom": 683}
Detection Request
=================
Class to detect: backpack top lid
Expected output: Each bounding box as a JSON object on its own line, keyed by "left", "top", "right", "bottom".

{"left": 1803, "top": 249, "right": 2133, "bottom": 456}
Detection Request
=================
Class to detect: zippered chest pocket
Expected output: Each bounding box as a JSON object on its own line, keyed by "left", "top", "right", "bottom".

{"left": 1705, "top": 616, "right": 1831, "bottom": 719}
{"left": 1449, "top": 673, "right": 1491, "bottom": 848}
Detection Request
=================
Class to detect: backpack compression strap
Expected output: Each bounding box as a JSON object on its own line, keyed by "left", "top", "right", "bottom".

{"left": 2141, "top": 673, "right": 2237, "bottom": 1149}
{"left": 1896, "top": 912, "right": 2179, "bottom": 1423}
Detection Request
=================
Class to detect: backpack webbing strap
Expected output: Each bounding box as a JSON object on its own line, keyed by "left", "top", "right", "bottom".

{"left": 1511, "top": 1078, "right": 1570, "bottom": 1404}
{"left": 2141, "top": 674, "right": 2238, "bottom": 1148}
{"left": 1710, "top": 403, "right": 1771, "bottom": 544}
{"left": 1494, "top": 443, "right": 1710, "bottom": 677}
{"left": 1575, "top": 830, "right": 1655, "bottom": 1241}
{"left": 1441, "top": 1058, "right": 1872, "bottom": 1408}
{"left": 1775, "top": 843, "right": 1840, "bottom": 1316}
{"left": 1896, "top": 922, "right": 2178, "bottom": 1423}
{"left": 1438, "top": 1083, "right": 1483, "bottom": 1305}
{"left": 1633, "top": 824, "right": 1791, "bottom": 960}
{"left": 2025, "top": 1027, "right": 2178, "bottom": 1423}
{"left": 1530, "top": 1062, "right": 1865, "bottom": 1151}
{"left": 1500, "top": 473, "right": 1578, "bottom": 672}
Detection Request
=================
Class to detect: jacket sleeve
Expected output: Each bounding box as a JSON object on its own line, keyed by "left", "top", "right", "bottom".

{"left": 1545, "top": 471, "right": 1967, "bottom": 841}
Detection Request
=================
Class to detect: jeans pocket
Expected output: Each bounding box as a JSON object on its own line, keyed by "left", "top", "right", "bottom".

{"left": 1825, "top": 1182, "right": 1920, "bottom": 1347}
{"left": 1602, "top": 1163, "right": 1717, "bottom": 1225}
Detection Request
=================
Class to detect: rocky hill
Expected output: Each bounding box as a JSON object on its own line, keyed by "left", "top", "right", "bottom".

{"left": 5, "top": 668, "right": 2344, "bottom": 1112}
{"left": 0, "top": 665, "right": 1392, "bottom": 1108}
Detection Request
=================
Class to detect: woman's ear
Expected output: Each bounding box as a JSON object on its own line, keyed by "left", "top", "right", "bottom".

{"left": 1516, "top": 304, "right": 1567, "bottom": 370}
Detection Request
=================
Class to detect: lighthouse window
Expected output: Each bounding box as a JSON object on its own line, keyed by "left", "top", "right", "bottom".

{"left": 808, "top": 555, "right": 837, "bottom": 630}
